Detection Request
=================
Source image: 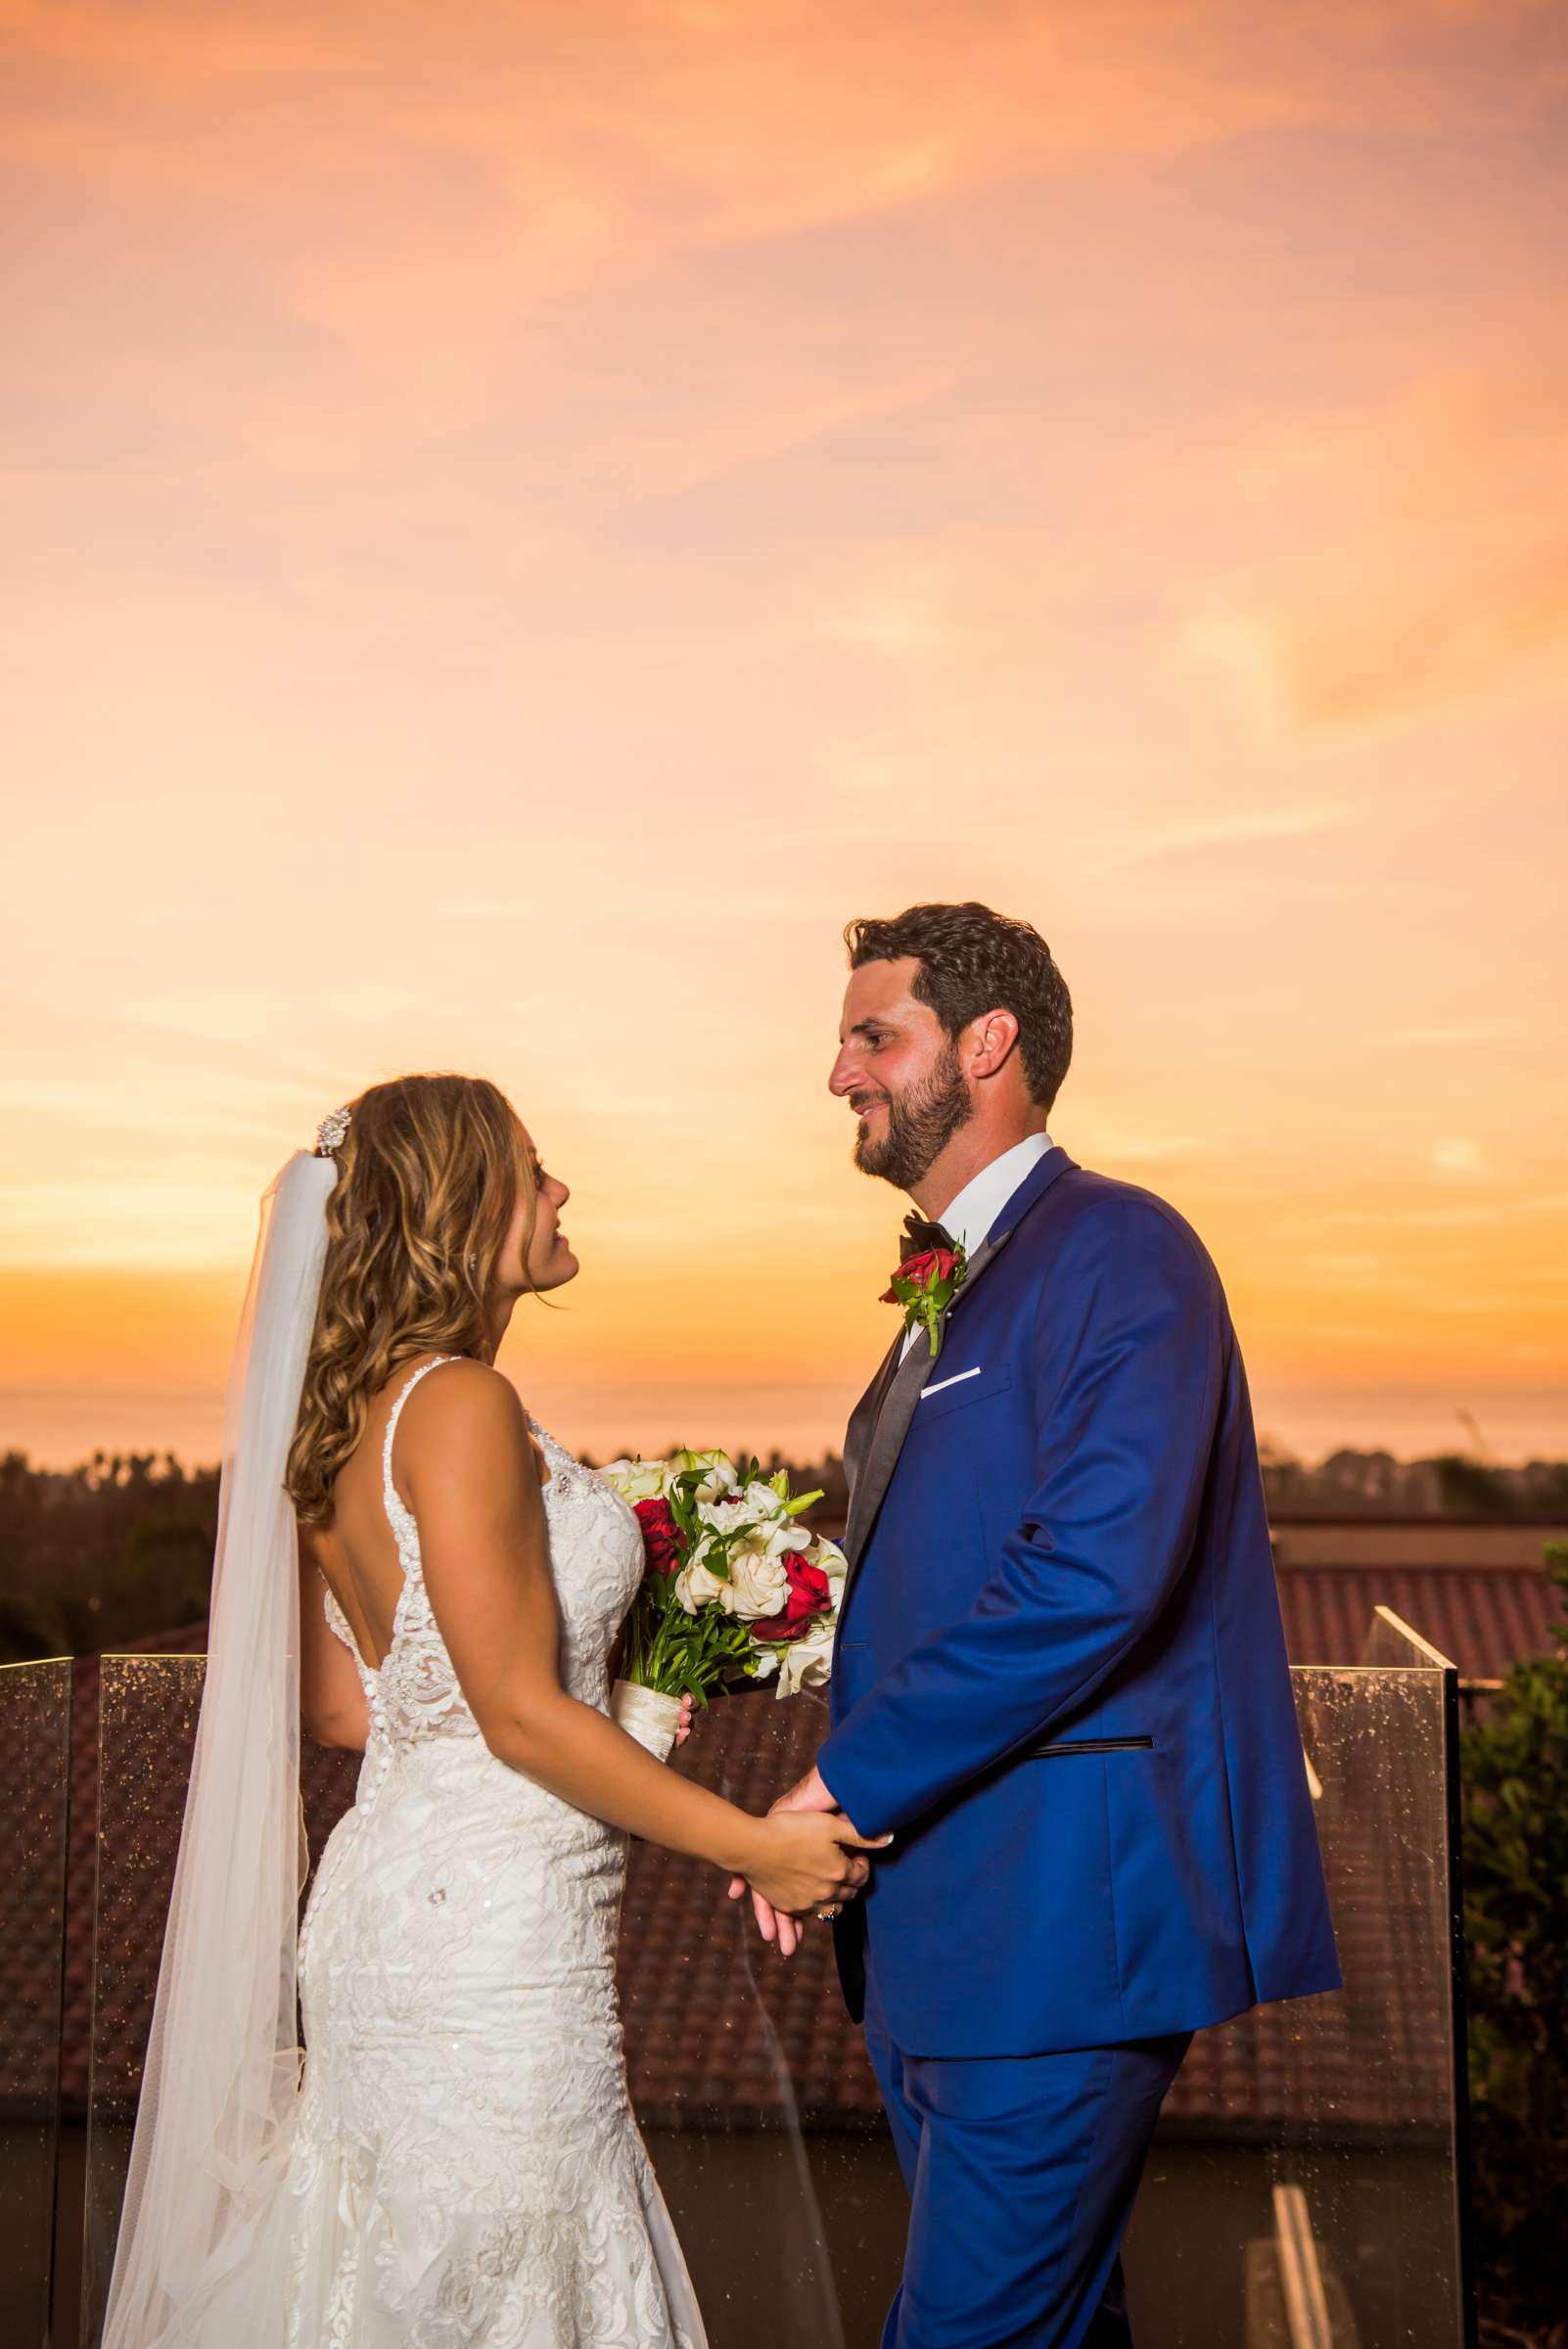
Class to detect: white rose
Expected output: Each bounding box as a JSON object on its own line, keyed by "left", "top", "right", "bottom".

{"left": 723, "top": 1536, "right": 792, "bottom": 1620}
{"left": 673, "top": 1556, "right": 731, "bottom": 1615}
{"left": 676, "top": 1541, "right": 788, "bottom": 1619}
{"left": 773, "top": 1617, "right": 837, "bottom": 1697}
{"left": 739, "top": 1477, "right": 789, "bottom": 1522}
{"left": 601, "top": 1454, "right": 671, "bottom": 1502}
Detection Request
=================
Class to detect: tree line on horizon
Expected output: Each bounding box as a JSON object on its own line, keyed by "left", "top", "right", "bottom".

{"left": 2, "top": 1441, "right": 1566, "bottom": 1671}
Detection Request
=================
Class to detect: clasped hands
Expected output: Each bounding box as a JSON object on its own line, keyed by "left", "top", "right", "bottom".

{"left": 726, "top": 1763, "right": 889, "bottom": 1959}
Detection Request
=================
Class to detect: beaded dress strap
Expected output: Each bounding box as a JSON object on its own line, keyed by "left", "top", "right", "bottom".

{"left": 382, "top": 1357, "right": 458, "bottom": 1537}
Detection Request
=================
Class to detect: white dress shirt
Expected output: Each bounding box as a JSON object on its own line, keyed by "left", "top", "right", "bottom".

{"left": 899, "top": 1131, "right": 1054, "bottom": 1357}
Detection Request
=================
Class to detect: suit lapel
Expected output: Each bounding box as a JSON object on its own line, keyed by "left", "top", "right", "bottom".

{"left": 843, "top": 1325, "right": 938, "bottom": 1569}
{"left": 839, "top": 1147, "right": 1078, "bottom": 1582}
{"left": 843, "top": 1332, "right": 902, "bottom": 1520}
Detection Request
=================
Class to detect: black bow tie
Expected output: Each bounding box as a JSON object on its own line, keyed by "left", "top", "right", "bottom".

{"left": 900, "top": 1211, "right": 955, "bottom": 1260}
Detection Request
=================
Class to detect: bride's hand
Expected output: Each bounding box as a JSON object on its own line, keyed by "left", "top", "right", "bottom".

{"left": 741, "top": 1811, "right": 884, "bottom": 1940}
{"left": 674, "top": 1693, "right": 695, "bottom": 1748}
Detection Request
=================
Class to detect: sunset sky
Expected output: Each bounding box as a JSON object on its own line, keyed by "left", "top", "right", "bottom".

{"left": 4, "top": 0, "right": 1565, "bottom": 1469}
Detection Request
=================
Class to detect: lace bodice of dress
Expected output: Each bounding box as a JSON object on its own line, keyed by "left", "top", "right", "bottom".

{"left": 321, "top": 1357, "right": 644, "bottom": 1749}
{"left": 294, "top": 1357, "right": 706, "bottom": 2346}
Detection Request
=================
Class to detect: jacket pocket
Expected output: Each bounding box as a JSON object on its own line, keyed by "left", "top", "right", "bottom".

{"left": 1027, "top": 1735, "right": 1153, "bottom": 1758}
{"left": 915, "top": 1362, "right": 1013, "bottom": 1425}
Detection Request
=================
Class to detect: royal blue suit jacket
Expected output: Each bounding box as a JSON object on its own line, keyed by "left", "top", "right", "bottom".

{"left": 818, "top": 1148, "right": 1340, "bottom": 2059}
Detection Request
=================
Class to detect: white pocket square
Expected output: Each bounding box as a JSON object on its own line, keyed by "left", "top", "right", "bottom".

{"left": 921, "top": 1364, "right": 982, "bottom": 1399}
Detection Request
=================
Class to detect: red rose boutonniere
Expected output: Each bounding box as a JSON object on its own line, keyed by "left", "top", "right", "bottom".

{"left": 880, "top": 1242, "right": 968, "bottom": 1362}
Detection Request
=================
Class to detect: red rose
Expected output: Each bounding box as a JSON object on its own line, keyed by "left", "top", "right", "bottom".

{"left": 880, "top": 1245, "right": 957, "bottom": 1304}
{"left": 751, "top": 1551, "right": 833, "bottom": 1644}
{"left": 633, "top": 1497, "right": 681, "bottom": 1576}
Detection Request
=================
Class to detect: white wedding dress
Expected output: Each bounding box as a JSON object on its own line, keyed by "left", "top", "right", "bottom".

{"left": 283, "top": 1358, "right": 706, "bottom": 2347}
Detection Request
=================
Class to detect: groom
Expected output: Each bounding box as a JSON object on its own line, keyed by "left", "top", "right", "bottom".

{"left": 750, "top": 901, "right": 1339, "bottom": 2349}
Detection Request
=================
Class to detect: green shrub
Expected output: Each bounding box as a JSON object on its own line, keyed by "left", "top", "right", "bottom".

{"left": 1461, "top": 1541, "right": 1568, "bottom": 2340}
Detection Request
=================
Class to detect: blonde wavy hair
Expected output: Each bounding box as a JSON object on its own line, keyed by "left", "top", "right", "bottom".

{"left": 287, "top": 1074, "right": 536, "bottom": 1525}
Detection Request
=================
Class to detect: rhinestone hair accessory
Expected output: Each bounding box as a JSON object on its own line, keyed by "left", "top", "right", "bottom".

{"left": 315, "top": 1105, "right": 352, "bottom": 1159}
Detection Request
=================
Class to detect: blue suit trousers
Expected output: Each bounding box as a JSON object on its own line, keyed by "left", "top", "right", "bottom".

{"left": 864, "top": 1973, "right": 1190, "bottom": 2349}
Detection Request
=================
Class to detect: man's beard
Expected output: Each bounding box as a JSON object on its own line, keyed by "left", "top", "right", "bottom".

{"left": 853, "top": 1043, "right": 974, "bottom": 1191}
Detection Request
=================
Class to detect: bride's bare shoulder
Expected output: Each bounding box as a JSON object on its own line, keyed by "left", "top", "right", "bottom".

{"left": 395, "top": 1359, "right": 535, "bottom": 1477}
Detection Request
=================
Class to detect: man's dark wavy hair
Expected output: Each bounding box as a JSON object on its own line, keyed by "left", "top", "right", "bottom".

{"left": 845, "top": 900, "right": 1073, "bottom": 1112}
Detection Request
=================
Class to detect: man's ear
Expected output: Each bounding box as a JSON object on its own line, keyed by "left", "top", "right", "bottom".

{"left": 968, "top": 1008, "right": 1021, "bottom": 1080}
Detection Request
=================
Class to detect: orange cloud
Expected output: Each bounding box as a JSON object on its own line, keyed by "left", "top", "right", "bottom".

{"left": 1166, "top": 362, "right": 1568, "bottom": 727}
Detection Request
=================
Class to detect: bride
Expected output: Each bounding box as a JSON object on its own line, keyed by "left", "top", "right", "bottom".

{"left": 103, "top": 1074, "right": 877, "bottom": 2348}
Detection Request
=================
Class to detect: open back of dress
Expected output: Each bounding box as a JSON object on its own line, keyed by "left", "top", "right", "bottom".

{"left": 289, "top": 1358, "right": 706, "bottom": 2347}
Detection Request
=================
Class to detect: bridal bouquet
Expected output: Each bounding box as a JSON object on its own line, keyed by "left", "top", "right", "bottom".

{"left": 601, "top": 1448, "right": 847, "bottom": 1759}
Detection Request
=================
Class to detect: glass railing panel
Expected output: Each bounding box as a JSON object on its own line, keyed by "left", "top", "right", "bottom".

{"left": 0, "top": 1656, "right": 73, "bottom": 2349}
{"left": 1362, "top": 1604, "right": 1458, "bottom": 1674}
{"left": 80, "top": 1657, "right": 203, "bottom": 2347}
{"left": 79, "top": 1654, "right": 863, "bottom": 2349}
{"left": 1125, "top": 1656, "right": 1468, "bottom": 2347}
{"left": 73, "top": 1639, "right": 1472, "bottom": 2348}
{"left": 79, "top": 1656, "right": 360, "bottom": 2348}
{"left": 621, "top": 1688, "right": 879, "bottom": 2349}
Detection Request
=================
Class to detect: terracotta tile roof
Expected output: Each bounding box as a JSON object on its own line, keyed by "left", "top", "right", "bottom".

{"left": 1275, "top": 1565, "right": 1557, "bottom": 1682}
{"left": 23, "top": 1554, "right": 1554, "bottom": 2130}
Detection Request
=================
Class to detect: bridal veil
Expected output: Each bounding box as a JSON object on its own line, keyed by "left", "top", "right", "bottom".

{"left": 102, "top": 1149, "right": 335, "bottom": 2348}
